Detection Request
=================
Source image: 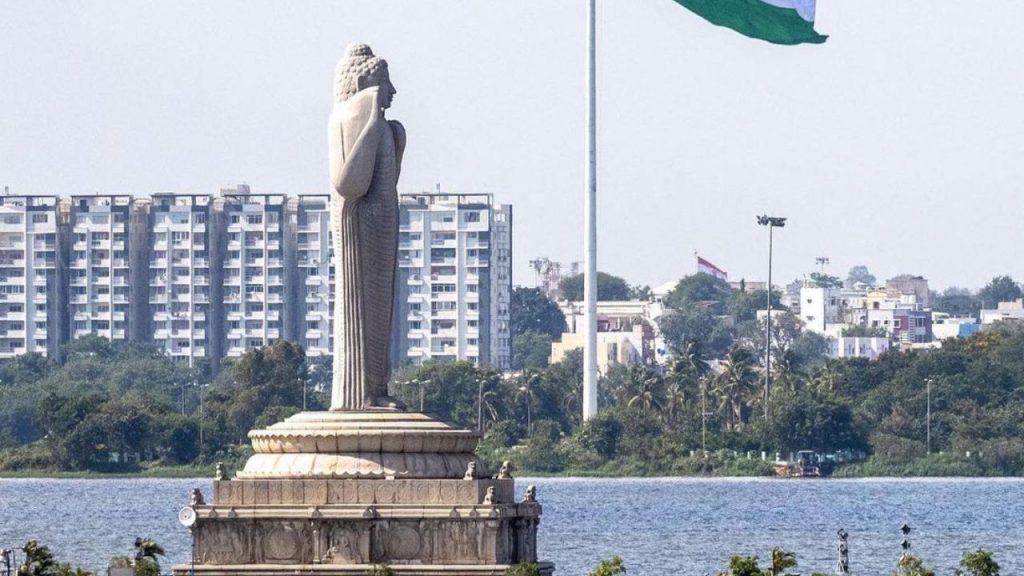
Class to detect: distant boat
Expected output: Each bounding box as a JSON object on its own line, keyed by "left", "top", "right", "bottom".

{"left": 773, "top": 450, "right": 822, "bottom": 478}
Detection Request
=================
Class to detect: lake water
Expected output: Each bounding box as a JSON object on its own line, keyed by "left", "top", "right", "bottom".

{"left": 1, "top": 477, "right": 1022, "bottom": 575}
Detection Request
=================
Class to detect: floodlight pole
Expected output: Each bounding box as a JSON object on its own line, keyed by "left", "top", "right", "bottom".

{"left": 757, "top": 215, "right": 786, "bottom": 421}
{"left": 582, "top": 0, "right": 599, "bottom": 421}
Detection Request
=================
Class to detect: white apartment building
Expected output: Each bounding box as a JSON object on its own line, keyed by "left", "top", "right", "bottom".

{"left": 149, "top": 193, "right": 214, "bottom": 366}
{"left": 0, "top": 195, "right": 60, "bottom": 358}
{"left": 0, "top": 189, "right": 515, "bottom": 371}
{"left": 68, "top": 195, "right": 133, "bottom": 342}
{"left": 219, "top": 188, "right": 288, "bottom": 359}
{"left": 294, "top": 195, "right": 333, "bottom": 357}
{"left": 799, "top": 285, "right": 842, "bottom": 334}
{"left": 392, "top": 193, "right": 512, "bottom": 370}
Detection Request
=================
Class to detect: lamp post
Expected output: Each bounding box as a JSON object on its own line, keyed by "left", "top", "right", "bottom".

{"left": 475, "top": 377, "right": 483, "bottom": 430}
{"left": 925, "top": 378, "right": 932, "bottom": 455}
{"left": 518, "top": 385, "right": 532, "bottom": 436}
{"left": 815, "top": 256, "right": 830, "bottom": 276}
{"left": 1, "top": 548, "right": 14, "bottom": 576}
{"left": 416, "top": 379, "right": 431, "bottom": 412}
{"left": 700, "top": 377, "right": 709, "bottom": 455}
{"left": 195, "top": 382, "right": 210, "bottom": 454}
{"left": 757, "top": 214, "right": 786, "bottom": 421}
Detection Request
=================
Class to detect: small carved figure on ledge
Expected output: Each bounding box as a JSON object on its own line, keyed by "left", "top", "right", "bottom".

{"left": 190, "top": 488, "right": 205, "bottom": 507}
{"left": 483, "top": 486, "right": 496, "bottom": 505}
{"left": 464, "top": 461, "right": 478, "bottom": 480}
{"left": 215, "top": 462, "right": 228, "bottom": 481}
{"left": 496, "top": 460, "right": 514, "bottom": 479}
{"left": 522, "top": 485, "right": 537, "bottom": 503}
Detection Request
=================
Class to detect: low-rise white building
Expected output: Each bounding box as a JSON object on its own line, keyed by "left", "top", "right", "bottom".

{"left": 830, "top": 336, "right": 891, "bottom": 360}
{"left": 980, "top": 299, "right": 1024, "bottom": 325}
{"left": 554, "top": 299, "right": 663, "bottom": 369}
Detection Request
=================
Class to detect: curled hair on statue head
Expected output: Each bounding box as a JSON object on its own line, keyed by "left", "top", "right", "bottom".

{"left": 334, "top": 43, "right": 389, "bottom": 102}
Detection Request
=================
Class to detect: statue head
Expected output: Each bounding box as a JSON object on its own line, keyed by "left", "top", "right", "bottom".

{"left": 334, "top": 43, "right": 396, "bottom": 109}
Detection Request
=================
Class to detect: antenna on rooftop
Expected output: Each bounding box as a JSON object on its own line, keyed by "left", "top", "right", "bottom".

{"left": 816, "top": 256, "right": 830, "bottom": 275}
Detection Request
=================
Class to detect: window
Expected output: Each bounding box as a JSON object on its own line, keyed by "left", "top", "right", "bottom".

{"left": 32, "top": 214, "right": 47, "bottom": 224}
{"left": 464, "top": 212, "right": 480, "bottom": 223}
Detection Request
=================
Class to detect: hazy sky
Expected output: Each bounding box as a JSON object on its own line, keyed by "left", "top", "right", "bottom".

{"left": 2, "top": 1, "right": 1023, "bottom": 291}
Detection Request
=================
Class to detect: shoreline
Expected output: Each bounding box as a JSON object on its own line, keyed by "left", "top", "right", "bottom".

{"left": 3, "top": 468, "right": 1022, "bottom": 480}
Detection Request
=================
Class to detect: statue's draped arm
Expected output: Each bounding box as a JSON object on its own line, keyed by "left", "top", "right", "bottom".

{"left": 389, "top": 120, "right": 406, "bottom": 179}
{"left": 330, "top": 88, "right": 384, "bottom": 200}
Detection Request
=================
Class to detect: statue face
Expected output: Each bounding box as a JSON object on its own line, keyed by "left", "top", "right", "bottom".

{"left": 378, "top": 69, "right": 396, "bottom": 110}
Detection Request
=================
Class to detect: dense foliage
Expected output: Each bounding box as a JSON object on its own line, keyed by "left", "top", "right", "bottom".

{"left": 0, "top": 338, "right": 320, "bottom": 473}
{"left": 5, "top": 272, "right": 1024, "bottom": 477}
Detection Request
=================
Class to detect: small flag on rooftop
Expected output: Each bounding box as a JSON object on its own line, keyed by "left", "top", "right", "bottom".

{"left": 673, "top": 0, "right": 828, "bottom": 45}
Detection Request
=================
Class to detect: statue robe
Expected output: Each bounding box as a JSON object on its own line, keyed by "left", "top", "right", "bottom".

{"left": 328, "top": 87, "right": 404, "bottom": 410}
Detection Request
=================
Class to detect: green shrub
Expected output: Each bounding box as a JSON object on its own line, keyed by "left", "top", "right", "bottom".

{"left": 505, "top": 564, "right": 542, "bottom": 576}
{"left": 589, "top": 556, "right": 626, "bottom": 576}
{"left": 956, "top": 549, "right": 1000, "bottom": 576}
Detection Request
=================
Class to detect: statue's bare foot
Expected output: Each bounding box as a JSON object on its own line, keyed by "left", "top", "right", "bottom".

{"left": 368, "top": 396, "right": 407, "bottom": 411}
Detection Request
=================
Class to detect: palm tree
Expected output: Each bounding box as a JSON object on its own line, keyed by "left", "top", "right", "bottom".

{"left": 476, "top": 375, "right": 504, "bottom": 430}
{"left": 562, "top": 382, "right": 582, "bottom": 428}
{"left": 714, "top": 346, "right": 759, "bottom": 430}
{"left": 773, "top": 349, "right": 803, "bottom": 394}
{"left": 516, "top": 371, "right": 541, "bottom": 436}
{"left": 810, "top": 359, "right": 842, "bottom": 394}
{"left": 625, "top": 366, "right": 663, "bottom": 413}
{"left": 767, "top": 546, "right": 798, "bottom": 576}
{"left": 662, "top": 384, "right": 687, "bottom": 426}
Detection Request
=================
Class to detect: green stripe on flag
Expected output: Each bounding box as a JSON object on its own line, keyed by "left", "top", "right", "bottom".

{"left": 674, "top": 0, "right": 827, "bottom": 45}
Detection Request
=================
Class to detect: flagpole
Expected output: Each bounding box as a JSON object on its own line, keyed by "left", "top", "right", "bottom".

{"left": 582, "top": 0, "right": 598, "bottom": 421}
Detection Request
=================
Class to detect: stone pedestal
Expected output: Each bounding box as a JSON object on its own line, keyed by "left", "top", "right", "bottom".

{"left": 173, "top": 412, "right": 553, "bottom": 576}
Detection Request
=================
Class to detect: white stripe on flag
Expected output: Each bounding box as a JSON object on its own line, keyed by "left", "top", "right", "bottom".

{"left": 759, "top": 0, "right": 817, "bottom": 22}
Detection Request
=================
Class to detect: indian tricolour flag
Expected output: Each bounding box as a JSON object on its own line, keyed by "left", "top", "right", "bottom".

{"left": 697, "top": 256, "right": 728, "bottom": 281}
{"left": 674, "top": 0, "right": 827, "bottom": 45}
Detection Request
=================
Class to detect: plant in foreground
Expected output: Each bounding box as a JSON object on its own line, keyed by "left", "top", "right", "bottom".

{"left": 891, "top": 554, "right": 936, "bottom": 576}
{"left": 366, "top": 564, "right": 394, "bottom": 576}
{"left": 589, "top": 556, "right": 626, "bottom": 576}
{"left": 955, "top": 549, "right": 1000, "bottom": 576}
{"left": 17, "top": 541, "right": 92, "bottom": 576}
{"left": 505, "top": 564, "right": 542, "bottom": 576}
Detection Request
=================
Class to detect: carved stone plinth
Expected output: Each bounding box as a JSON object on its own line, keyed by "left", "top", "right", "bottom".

{"left": 172, "top": 412, "right": 553, "bottom": 576}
